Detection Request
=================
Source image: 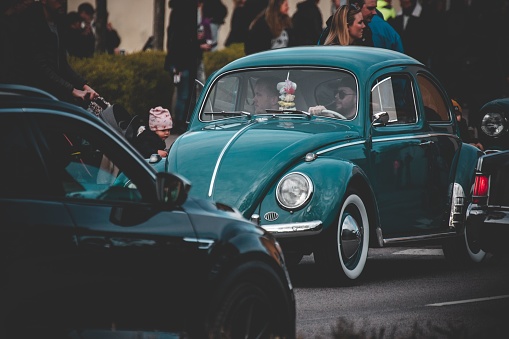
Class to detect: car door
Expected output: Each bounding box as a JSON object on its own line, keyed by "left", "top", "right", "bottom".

{"left": 0, "top": 112, "right": 79, "bottom": 333}
{"left": 416, "top": 72, "right": 462, "bottom": 230}
{"left": 32, "top": 113, "right": 206, "bottom": 330}
{"left": 369, "top": 71, "right": 445, "bottom": 238}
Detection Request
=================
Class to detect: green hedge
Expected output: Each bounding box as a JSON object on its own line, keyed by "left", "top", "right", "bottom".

{"left": 70, "top": 51, "right": 173, "bottom": 116}
{"left": 69, "top": 44, "right": 245, "bottom": 117}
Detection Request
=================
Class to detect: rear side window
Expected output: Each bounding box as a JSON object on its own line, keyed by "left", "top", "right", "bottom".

{"left": 0, "top": 114, "right": 51, "bottom": 197}
{"left": 417, "top": 75, "right": 450, "bottom": 122}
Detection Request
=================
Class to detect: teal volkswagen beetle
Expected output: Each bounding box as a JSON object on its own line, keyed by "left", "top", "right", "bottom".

{"left": 165, "top": 46, "right": 485, "bottom": 282}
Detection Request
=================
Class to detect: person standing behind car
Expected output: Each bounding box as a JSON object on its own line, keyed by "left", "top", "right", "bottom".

{"left": 77, "top": 2, "right": 95, "bottom": 57}
{"left": 224, "top": 0, "right": 248, "bottom": 46}
{"left": 202, "top": 0, "right": 227, "bottom": 52}
{"left": 63, "top": 11, "right": 91, "bottom": 58}
{"left": 244, "top": 0, "right": 294, "bottom": 55}
{"left": 388, "top": 0, "right": 431, "bottom": 65}
{"left": 291, "top": 0, "right": 323, "bottom": 46}
{"left": 13, "top": 0, "right": 99, "bottom": 104}
{"left": 165, "top": 0, "right": 196, "bottom": 134}
{"left": 320, "top": 0, "right": 403, "bottom": 53}
{"left": 324, "top": 4, "right": 365, "bottom": 46}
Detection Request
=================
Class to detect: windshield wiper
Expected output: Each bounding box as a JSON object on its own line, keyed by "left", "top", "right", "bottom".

{"left": 263, "top": 109, "right": 312, "bottom": 119}
{"left": 202, "top": 111, "right": 252, "bottom": 117}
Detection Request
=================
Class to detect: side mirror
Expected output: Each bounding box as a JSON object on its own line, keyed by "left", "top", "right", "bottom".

{"left": 372, "top": 111, "right": 389, "bottom": 126}
{"left": 367, "top": 111, "right": 390, "bottom": 148}
{"left": 156, "top": 172, "right": 191, "bottom": 207}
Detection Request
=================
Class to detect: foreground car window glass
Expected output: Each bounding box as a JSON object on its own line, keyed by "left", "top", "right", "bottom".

{"left": 0, "top": 115, "right": 51, "bottom": 197}
{"left": 37, "top": 117, "right": 142, "bottom": 202}
{"left": 417, "top": 74, "right": 450, "bottom": 122}
{"left": 200, "top": 69, "right": 358, "bottom": 121}
{"left": 371, "top": 74, "right": 417, "bottom": 124}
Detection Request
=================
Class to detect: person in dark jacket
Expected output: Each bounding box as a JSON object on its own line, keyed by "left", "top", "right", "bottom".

{"left": 292, "top": 0, "right": 323, "bottom": 46}
{"left": 63, "top": 11, "right": 91, "bottom": 58}
{"left": 134, "top": 106, "right": 173, "bottom": 158}
{"left": 10, "top": 0, "right": 99, "bottom": 104}
{"left": 388, "top": 0, "right": 431, "bottom": 64}
{"left": 77, "top": 2, "right": 96, "bottom": 57}
{"left": 164, "top": 0, "right": 198, "bottom": 134}
{"left": 225, "top": 0, "right": 249, "bottom": 46}
{"left": 244, "top": 0, "right": 294, "bottom": 55}
{"left": 202, "top": 0, "right": 227, "bottom": 51}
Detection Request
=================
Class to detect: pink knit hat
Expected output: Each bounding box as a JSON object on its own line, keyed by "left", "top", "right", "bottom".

{"left": 148, "top": 106, "right": 173, "bottom": 131}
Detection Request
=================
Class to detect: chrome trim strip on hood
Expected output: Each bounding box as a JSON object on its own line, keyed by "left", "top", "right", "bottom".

{"left": 260, "top": 220, "right": 323, "bottom": 237}
{"left": 208, "top": 120, "right": 258, "bottom": 197}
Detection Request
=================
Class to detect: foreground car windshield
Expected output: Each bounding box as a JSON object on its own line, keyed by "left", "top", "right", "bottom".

{"left": 200, "top": 69, "right": 358, "bottom": 121}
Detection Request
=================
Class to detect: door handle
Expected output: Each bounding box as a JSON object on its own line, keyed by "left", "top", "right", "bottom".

{"left": 419, "top": 140, "right": 434, "bottom": 146}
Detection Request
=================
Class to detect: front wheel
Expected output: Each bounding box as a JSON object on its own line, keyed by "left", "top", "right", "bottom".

{"left": 207, "top": 261, "right": 295, "bottom": 339}
{"left": 315, "top": 191, "right": 370, "bottom": 283}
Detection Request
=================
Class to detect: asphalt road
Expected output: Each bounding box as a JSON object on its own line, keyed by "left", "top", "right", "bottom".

{"left": 290, "top": 247, "right": 509, "bottom": 339}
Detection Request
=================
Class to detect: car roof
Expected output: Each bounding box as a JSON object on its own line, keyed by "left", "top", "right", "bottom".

{"left": 218, "top": 46, "right": 422, "bottom": 74}
{"left": 0, "top": 83, "right": 96, "bottom": 120}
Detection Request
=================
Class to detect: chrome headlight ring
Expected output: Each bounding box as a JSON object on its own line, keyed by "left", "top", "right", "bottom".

{"left": 481, "top": 112, "right": 506, "bottom": 137}
{"left": 276, "top": 172, "right": 313, "bottom": 210}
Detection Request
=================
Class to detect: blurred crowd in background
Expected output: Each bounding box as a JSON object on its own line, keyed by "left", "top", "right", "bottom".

{"left": 1, "top": 0, "right": 508, "bottom": 130}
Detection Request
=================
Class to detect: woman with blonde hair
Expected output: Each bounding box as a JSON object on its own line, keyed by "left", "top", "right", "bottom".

{"left": 324, "top": 4, "right": 366, "bottom": 46}
{"left": 244, "top": 0, "right": 293, "bottom": 55}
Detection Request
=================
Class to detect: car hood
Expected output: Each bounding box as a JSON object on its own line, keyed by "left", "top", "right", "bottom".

{"left": 168, "top": 119, "right": 359, "bottom": 216}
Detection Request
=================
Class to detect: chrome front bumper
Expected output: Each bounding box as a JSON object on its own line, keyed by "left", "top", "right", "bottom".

{"left": 260, "top": 220, "right": 323, "bottom": 237}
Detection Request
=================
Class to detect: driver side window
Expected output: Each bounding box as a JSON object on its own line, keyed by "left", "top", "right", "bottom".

{"left": 38, "top": 117, "right": 141, "bottom": 202}
{"left": 371, "top": 74, "right": 417, "bottom": 124}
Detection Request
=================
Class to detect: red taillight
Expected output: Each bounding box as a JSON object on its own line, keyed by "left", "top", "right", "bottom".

{"left": 472, "top": 174, "right": 489, "bottom": 204}
{"left": 474, "top": 175, "right": 489, "bottom": 196}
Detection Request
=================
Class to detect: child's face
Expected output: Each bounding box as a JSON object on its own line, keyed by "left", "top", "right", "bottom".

{"left": 155, "top": 129, "right": 170, "bottom": 140}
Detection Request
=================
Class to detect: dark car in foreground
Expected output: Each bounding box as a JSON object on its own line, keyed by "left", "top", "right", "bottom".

{"left": 466, "top": 150, "right": 509, "bottom": 254}
{"left": 0, "top": 85, "right": 295, "bottom": 338}
{"left": 166, "top": 46, "right": 486, "bottom": 283}
{"left": 474, "top": 97, "right": 509, "bottom": 151}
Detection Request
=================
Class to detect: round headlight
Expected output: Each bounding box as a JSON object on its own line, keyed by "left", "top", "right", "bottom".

{"left": 276, "top": 172, "right": 313, "bottom": 210}
{"left": 481, "top": 112, "right": 505, "bottom": 137}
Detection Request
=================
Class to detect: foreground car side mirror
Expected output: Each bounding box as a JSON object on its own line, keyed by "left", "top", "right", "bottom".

{"left": 156, "top": 172, "right": 191, "bottom": 207}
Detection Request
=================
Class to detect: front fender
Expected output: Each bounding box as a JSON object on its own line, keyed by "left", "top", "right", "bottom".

{"left": 256, "top": 158, "right": 358, "bottom": 235}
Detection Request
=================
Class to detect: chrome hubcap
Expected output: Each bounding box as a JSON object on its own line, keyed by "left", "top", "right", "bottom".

{"left": 341, "top": 214, "right": 362, "bottom": 260}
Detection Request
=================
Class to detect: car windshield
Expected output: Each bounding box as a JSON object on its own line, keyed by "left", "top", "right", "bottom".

{"left": 200, "top": 69, "right": 358, "bottom": 122}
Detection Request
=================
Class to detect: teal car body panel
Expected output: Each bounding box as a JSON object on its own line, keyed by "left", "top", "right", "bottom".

{"left": 166, "top": 46, "right": 484, "bottom": 279}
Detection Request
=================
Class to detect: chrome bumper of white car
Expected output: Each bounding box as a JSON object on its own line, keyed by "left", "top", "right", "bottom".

{"left": 260, "top": 220, "right": 323, "bottom": 237}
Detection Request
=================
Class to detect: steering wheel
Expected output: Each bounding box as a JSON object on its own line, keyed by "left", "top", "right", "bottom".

{"left": 319, "top": 109, "right": 347, "bottom": 120}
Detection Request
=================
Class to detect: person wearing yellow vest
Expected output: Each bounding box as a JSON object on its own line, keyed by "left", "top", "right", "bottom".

{"left": 377, "top": 0, "right": 396, "bottom": 20}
